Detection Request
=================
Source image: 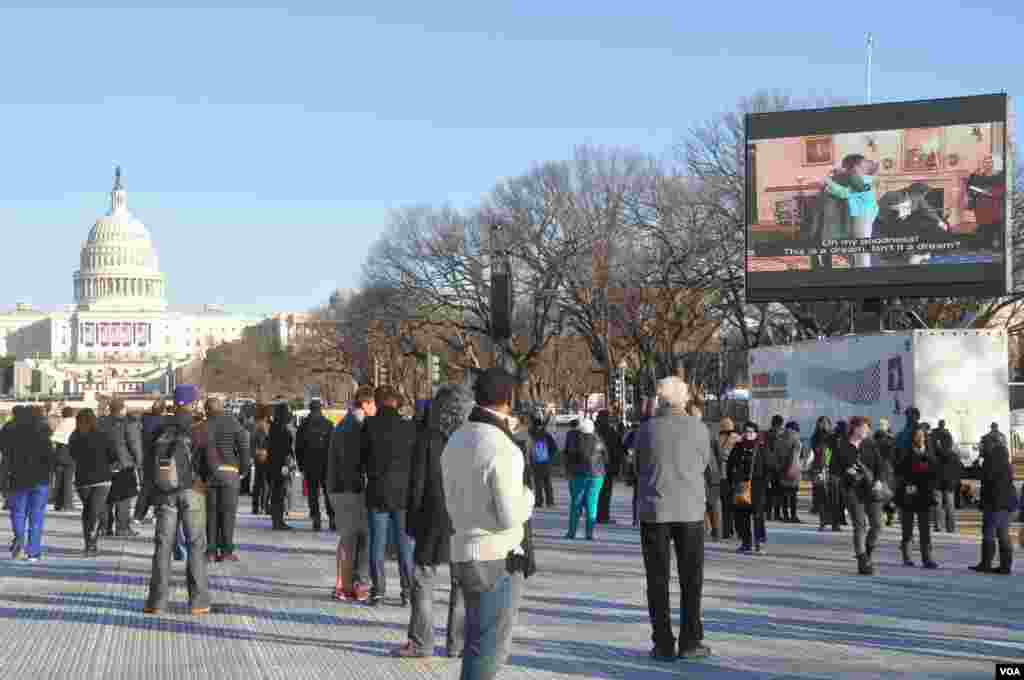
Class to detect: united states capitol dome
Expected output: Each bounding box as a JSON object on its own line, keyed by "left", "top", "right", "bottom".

{"left": 73, "top": 167, "right": 168, "bottom": 311}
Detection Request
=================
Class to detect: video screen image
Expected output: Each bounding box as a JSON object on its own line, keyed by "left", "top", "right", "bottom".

{"left": 747, "top": 122, "right": 1007, "bottom": 275}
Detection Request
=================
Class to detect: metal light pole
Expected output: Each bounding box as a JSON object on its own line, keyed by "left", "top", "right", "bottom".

{"left": 866, "top": 33, "right": 874, "bottom": 105}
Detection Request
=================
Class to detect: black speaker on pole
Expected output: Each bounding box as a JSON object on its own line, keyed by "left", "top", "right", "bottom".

{"left": 491, "top": 269, "right": 512, "bottom": 340}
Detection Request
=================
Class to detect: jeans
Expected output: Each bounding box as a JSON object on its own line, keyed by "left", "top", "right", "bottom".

{"left": 597, "top": 474, "right": 615, "bottom": 522}
{"left": 368, "top": 510, "right": 414, "bottom": 598}
{"left": 640, "top": 521, "right": 704, "bottom": 653}
{"left": 846, "top": 490, "right": 882, "bottom": 557}
{"left": 932, "top": 490, "right": 956, "bottom": 532}
{"left": 454, "top": 559, "right": 523, "bottom": 680}
{"left": 133, "top": 485, "right": 152, "bottom": 522}
{"left": 408, "top": 563, "right": 466, "bottom": 656}
{"left": 982, "top": 510, "right": 1010, "bottom": 543}
{"left": 567, "top": 475, "right": 604, "bottom": 538}
{"left": 305, "top": 472, "right": 333, "bottom": 520}
{"left": 9, "top": 483, "right": 49, "bottom": 557}
{"left": 532, "top": 463, "right": 554, "bottom": 507}
{"left": 901, "top": 509, "right": 932, "bottom": 550}
{"left": 147, "top": 489, "right": 210, "bottom": 611}
{"left": 54, "top": 463, "right": 76, "bottom": 510}
{"left": 77, "top": 484, "right": 110, "bottom": 549}
{"left": 206, "top": 484, "right": 240, "bottom": 555}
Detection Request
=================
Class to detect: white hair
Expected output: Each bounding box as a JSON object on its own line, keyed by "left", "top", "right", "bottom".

{"left": 656, "top": 376, "right": 690, "bottom": 411}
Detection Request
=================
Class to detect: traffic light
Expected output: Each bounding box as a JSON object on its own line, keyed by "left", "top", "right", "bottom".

{"left": 429, "top": 354, "right": 441, "bottom": 384}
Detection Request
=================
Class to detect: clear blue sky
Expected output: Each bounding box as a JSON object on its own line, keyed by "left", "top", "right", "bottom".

{"left": 1, "top": 2, "right": 1021, "bottom": 315}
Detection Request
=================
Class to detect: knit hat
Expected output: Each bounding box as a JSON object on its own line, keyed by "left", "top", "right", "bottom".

{"left": 174, "top": 384, "right": 200, "bottom": 407}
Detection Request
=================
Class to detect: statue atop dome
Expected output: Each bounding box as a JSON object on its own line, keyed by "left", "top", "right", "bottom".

{"left": 113, "top": 165, "right": 123, "bottom": 190}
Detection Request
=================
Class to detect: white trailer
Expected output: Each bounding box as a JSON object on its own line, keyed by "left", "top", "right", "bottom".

{"left": 749, "top": 330, "right": 1009, "bottom": 463}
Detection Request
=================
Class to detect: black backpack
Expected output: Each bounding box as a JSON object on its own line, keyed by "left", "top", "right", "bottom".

{"left": 153, "top": 426, "right": 193, "bottom": 493}
{"left": 303, "top": 415, "right": 333, "bottom": 453}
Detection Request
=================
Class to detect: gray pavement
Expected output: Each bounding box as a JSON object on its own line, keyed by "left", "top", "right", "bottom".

{"left": 1, "top": 484, "right": 1021, "bottom": 680}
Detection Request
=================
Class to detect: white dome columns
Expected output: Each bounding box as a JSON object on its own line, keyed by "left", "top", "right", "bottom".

{"left": 74, "top": 274, "right": 165, "bottom": 307}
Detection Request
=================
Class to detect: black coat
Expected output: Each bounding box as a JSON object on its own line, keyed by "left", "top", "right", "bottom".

{"left": 980, "top": 445, "right": 1016, "bottom": 513}
{"left": 268, "top": 424, "right": 294, "bottom": 480}
{"left": 830, "top": 438, "right": 883, "bottom": 495}
{"left": 361, "top": 407, "right": 417, "bottom": 512}
{"left": 896, "top": 447, "right": 938, "bottom": 512}
{"left": 1, "top": 415, "right": 55, "bottom": 491}
{"left": 68, "top": 429, "right": 119, "bottom": 488}
{"left": 407, "top": 428, "right": 452, "bottom": 566}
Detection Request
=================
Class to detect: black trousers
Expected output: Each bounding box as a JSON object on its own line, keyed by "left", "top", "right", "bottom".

{"left": 207, "top": 484, "right": 240, "bottom": 554}
{"left": 106, "top": 498, "right": 132, "bottom": 534}
{"left": 305, "top": 471, "right": 334, "bottom": 520}
{"left": 77, "top": 484, "right": 109, "bottom": 548}
{"left": 532, "top": 463, "right": 555, "bottom": 507}
{"left": 782, "top": 485, "right": 799, "bottom": 519}
{"left": 54, "top": 464, "right": 76, "bottom": 511}
{"left": 271, "top": 476, "right": 288, "bottom": 524}
{"left": 735, "top": 482, "right": 767, "bottom": 547}
{"left": 640, "top": 521, "right": 705, "bottom": 653}
{"left": 719, "top": 485, "right": 734, "bottom": 539}
{"left": 596, "top": 474, "right": 615, "bottom": 522}
{"left": 252, "top": 464, "right": 270, "bottom": 513}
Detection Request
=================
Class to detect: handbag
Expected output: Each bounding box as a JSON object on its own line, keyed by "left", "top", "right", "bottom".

{"left": 734, "top": 479, "right": 753, "bottom": 507}
{"left": 734, "top": 445, "right": 757, "bottom": 507}
{"left": 871, "top": 479, "right": 894, "bottom": 503}
{"left": 254, "top": 447, "right": 269, "bottom": 465}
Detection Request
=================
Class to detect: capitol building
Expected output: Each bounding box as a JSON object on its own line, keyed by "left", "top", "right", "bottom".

{"left": 0, "top": 168, "right": 267, "bottom": 397}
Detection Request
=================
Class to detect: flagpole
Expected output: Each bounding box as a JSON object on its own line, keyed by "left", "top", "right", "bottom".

{"left": 866, "top": 33, "right": 874, "bottom": 104}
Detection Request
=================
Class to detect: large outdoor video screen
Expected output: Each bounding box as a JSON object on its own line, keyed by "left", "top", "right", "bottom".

{"left": 746, "top": 94, "right": 1011, "bottom": 302}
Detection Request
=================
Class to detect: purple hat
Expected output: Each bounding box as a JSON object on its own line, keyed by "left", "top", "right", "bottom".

{"left": 174, "top": 384, "right": 200, "bottom": 406}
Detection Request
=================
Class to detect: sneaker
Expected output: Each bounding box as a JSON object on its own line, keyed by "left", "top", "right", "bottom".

{"left": 190, "top": 607, "right": 211, "bottom": 616}
{"left": 679, "top": 643, "right": 712, "bottom": 659}
{"left": 11, "top": 543, "right": 25, "bottom": 561}
{"left": 736, "top": 545, "right": 752, "bottom": 554}
{"left": 368, "top": 594, "right": 384, "bottom": 607}
{"left": 754, "top": 545, "right": 765, "bottom": 555}
{"left": 400, "top": 593, "right": 409, "bottom": 607}
{"left": 352, "top": 584, "right": 371, "bottom": 602}
{"left": 394, "top": 641, "right": 430, "bottom": 658}
{"left": 26, "top": 555, "right": 40, "bottom": 563}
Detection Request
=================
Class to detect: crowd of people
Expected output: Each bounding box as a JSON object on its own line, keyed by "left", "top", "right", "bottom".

{"left": 1, "top": 374, "right": 1021, "bottom": 677}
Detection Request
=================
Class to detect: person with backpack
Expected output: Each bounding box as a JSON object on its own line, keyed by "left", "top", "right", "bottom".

{"left": 143, "top": 386, "right": 211, "bottom": 616}
{"left": 68, "top": 408, "right": 120, "bottom": 556}
{"left": 198, "top": 397, "right": 250, "bottom": 562}
{"left": 295, "top": 399, "right": 335, "bottom": 532}
{"left": 526, "top": 414, "right": 558, "bottom": 509}
{"left": 563, "top": 417, "right": 608, "bottom": 540}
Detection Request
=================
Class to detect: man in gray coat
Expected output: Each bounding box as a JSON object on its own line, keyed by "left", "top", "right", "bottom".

{"left": 635, "top": 377, "right": 713, "bottom": 662}
{"left": 99, "top": 398, "right": 143, "bottom": 537}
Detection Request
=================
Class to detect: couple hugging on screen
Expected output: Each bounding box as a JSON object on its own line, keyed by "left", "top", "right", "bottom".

{"left": 807, "top": 154, "right": 949, "bottom": 270}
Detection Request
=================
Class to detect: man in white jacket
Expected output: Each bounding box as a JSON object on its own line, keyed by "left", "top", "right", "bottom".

{"left": 442, "top": 368, "right": 534, "bottom": 680}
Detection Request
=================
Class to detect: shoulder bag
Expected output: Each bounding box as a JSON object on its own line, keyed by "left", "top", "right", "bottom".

{"left": 733, "top": 447, "right": 755, "bottom": 508}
